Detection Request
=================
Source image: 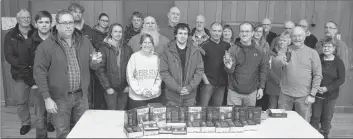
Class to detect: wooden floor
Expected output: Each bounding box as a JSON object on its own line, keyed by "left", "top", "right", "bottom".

{"left": 1, "top": 104, "right": 353, "bottom": 138}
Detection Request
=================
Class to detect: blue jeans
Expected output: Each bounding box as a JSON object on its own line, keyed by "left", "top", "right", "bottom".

{"left": 13, "top": 79, "right": 31, "bottom": 125}
{"left": 310, "top": 98, "right": 336, "bottom": 135}
{"left": 51, "top": 91, "right": 88, "bottom": 138}
{"left": 199, "top": 84, "right": 226, "bottom": 106}
{"left": 278, "top": 93, "right": 312, "bottom": 122}
{"left": 33, "top": 89, "right": 52, "bottom": 138}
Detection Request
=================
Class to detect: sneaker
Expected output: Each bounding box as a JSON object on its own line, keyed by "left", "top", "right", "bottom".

{"left": 47, "top": 122, "right": 55, "bottom": 132}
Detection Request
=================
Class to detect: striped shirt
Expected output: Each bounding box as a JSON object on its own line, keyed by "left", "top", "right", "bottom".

{"left": 58, "top": 35, "right": 81, "bottom": 92}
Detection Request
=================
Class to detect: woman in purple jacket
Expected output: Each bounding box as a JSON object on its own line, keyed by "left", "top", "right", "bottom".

{"left": 310, "top": 37, "right": 346, "bottom": 139}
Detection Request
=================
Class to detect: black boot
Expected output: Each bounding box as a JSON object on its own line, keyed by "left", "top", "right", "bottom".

{"left": 47, "top": 122, "right": 55, "bottom": 132}
{"left": 20, "top": 125, "right": 31, "bottom": 135}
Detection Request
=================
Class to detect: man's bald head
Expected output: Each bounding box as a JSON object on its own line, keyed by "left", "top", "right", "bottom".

{"left": 262, "top": 18, "right": 272, "bottom": 32}
{"left": 196, "top": 15, "right": 206, "bottom": 31}
{"left": 168, "top": 7, "right": 180, "bottom": 24}
{"left": 298, "top": 19, "right": 309, "bottom": 31}
{"left": 284, "top": 21, "right": 295, "bottom": 33}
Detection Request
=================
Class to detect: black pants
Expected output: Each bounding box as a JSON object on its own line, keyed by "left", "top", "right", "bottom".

{"left": 310, "top": 98, "right": 336, "bottom": 135}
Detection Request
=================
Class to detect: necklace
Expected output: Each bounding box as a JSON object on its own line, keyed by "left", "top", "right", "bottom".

{"left": 322, "top": 61, "right": 333, "bottom": 73}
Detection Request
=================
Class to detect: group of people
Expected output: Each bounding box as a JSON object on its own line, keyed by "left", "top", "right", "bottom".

{"left": 4, "top": 3, "right": 349, "bottom": 139}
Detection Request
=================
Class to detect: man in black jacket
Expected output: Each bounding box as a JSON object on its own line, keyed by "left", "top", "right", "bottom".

{"left": 24, "top": 10, "right": 56, "bottom": 138}
{"left": 225, "top": 22, "right": 269, "bottom": 106}
{"left": 4, "top": 9, "right": 35, "bottom": 135}
{"left": 262, "top": 18, "right": 277, "bottom": 45}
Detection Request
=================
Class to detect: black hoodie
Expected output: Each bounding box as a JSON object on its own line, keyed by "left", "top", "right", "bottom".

{"left": 225, "top": 40, "right": 269, "bottom": 94}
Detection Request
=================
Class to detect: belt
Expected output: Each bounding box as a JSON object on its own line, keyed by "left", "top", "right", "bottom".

{"left": 68, "top": 89, "right": 82, "bottom": 94}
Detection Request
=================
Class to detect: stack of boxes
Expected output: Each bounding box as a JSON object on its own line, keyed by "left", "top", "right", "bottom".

{"left": 124, "top": 104, "right": 265, "bottom": 137}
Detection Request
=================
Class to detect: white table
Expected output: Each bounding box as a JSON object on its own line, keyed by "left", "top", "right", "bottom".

{"left": 67, "top": 110, "right": 323, "bottom": 138}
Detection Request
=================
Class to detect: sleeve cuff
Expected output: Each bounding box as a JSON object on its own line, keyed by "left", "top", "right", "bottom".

{"left": 42, "top": 91, "right": 51, "bottom": 100}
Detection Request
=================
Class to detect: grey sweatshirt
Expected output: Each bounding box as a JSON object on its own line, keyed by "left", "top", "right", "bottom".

{"left": 274, "top": 45, "right": 322, "bottom": 97}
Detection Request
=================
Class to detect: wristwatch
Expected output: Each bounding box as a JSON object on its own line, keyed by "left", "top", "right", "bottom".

{"left": 309, "top": 93, "right": 316, "bottom": 97}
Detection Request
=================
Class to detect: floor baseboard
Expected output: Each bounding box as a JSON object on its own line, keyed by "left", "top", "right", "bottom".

{"left": 334, "top": 106, "right": 353, "bottom": 113}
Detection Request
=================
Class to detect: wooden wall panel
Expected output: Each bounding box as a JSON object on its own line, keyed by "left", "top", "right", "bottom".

{"left": 312, "top": 1, "right": 327, "bottom": 41}
{"left": 221, "top": 1, "right": 232, "bottom": 23}
{"left": 273, "top": 1, "right": 286, "bottom": 23}
{"left": 215, "top": 1, "right": 222, "bottom": 22}
{"left": 116, "top": 0, "right": 123, "bottom": 26}
{"left": 339, "top": 1, "right": 351, "bottom": 47}
{"left": 291, "top": 1, "right": 301, "bottom": 23}
{"left": 198, "top": 1, "right": 204, "bottom": 16}
{"left": 326, "top": 0, "right": 338, "bottom": 23}
{"left": 268, "top": 1, "right": 275, "bottom": 21}
{"left": 258, "top": 1, "right": 268, "bottom": 21}
{"left": 147, "top": 0, "right": 173, "bottom": 27}
{"left": 245, "top": 1, "right": 259, "bottom": 22}
{"left": 80, "top": 1, "right": 95, "bottom": 26}
{"left": 300, "top": 1, "right": 307, "bottom": 20}
{"left": 230, "top": 1, "right": 238, "bottom": 21}
{"left": 102, "top": 1, "right": 118, "bottom": 25}
{"left": 93, "top": 0, "right": 103, "bottom": 25}
{"left": 187, "top": 1, "right": 199, "bottom": 28}
{"left": 236, "top": 1, "right": 246, "bottom": 22}
{"left": 174, "top": 1, "right": 188, "bottom": 24}
{"left": 204, "top": 1, "right": 217, "bottom": 25}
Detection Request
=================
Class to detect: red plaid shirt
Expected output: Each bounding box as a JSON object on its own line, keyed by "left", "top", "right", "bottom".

{"left": 58, "top": 35, "right": 81, "bottom": 92}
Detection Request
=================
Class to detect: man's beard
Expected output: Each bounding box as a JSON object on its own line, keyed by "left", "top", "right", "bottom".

{"left": 141, "top": 28, "right": 160, "bottom": 46}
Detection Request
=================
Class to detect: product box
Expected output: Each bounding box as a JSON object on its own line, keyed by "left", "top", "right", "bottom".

{"left": 219, "top": 106, "right": 233, "bottom": 121}
{"left": 214, "top": 121, "right": 230, "bottom": 133}
{"left": 135, "top": 106, "right": 150, "bottom": 126}
{"left": 124, "top": 125, "right": 143, "bottom": 138}
{"left": 142, "top": 121, "right": 159, "bottom": 136}
{"left": 201, "top": 121, "right": 215, "bottom": 133}
{"left": 246, "top": 107, "right": 256, "bottom": 125}
{"left": 239, "top": 107, "right": 248, "bottom": 125}
{"left": 206, "top": 107, "right": 219, "bottom": 122}
{"left": 268, "top": 109, "right": 288, "bottom": 118}
{"left": 124, "top": 109, "right": 137, "bottom": 126}
{"left": 166, "top": 105, "right": 180, "bottom": 123}
{"left": 179, "top": 106, "right": 188, "bottom": 123}
{"left": 186, "top": 120, "right": 202, "bottom": 133}
{"left": 158, "top": 124, "right": 173, "bottom": 134}
{"left": 148, "top": 103, "right": 166, "bottom": 126}
{"left": 226, "top": 120, "right": 244, "bottom": 133}
{"left": 187, "top": 106, "right": 206, "bottom": 122}
{"left": 254, "top": 107, "right": 262, "bottom": 124}
{"left": 171, "top": 123, "right": 187, "bottom": 135}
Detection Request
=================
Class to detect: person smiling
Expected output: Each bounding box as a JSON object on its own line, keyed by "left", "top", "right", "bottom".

{"left": 96, "top": 23, "right": 133, "bottom": 110}
{"left": 126, "top": 34, "right": 162, "bottom": 109}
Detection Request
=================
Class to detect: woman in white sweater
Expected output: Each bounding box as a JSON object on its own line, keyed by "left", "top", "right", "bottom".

{"left": 126, "top": 33, "right": 162, "bottom": 109}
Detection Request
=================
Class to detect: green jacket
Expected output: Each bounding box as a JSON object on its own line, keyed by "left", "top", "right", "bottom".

{"left": 160, "top": 40, "right": 204, "bottom": 101}
{"left": 33, "top": 29, "right": 99, "bottom": 100}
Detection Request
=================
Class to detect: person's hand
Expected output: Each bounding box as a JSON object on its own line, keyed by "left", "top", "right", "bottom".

{"left": 106, "top": 88, "right": 115, "bottom": 95}
{"left": 279, "top": 55, "right": 288, "bottom": 65}
{"left": 143, "top": 89, "right": 152, "bottom": 97}
{"left": 318, "top": 87, "right": 328, "bottom": 94}
{"left": 256, "top": 88, "right": 264, "bottom": 100}
{"left": 180, "top": 87, "right": 189, "bottom": 96}
{"left": 31, "top": 85, "right": 38, "bottom": 89}
{"left": 91, "top": 51, "right": 102, "bottom": 64}
{"left": 123, "top": 87, "right": 129, "bottom": 93}
{"left": 305, "top": 95, "right": 315, "bottom": 104}
{"left": 45, "top": 98, "right": 58, "bottom": 114}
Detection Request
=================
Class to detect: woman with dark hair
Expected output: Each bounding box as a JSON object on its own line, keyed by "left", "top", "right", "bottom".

{"left": 92, "top": 13, "right": 109, "bottom": 49}
{"left": 96, "top": 23, "right": 133, "bottom": 110}
{"left": 126, "top": 33, "right": 162, "bottom": 109}
{"left": 310, "top": 37, "right": 346, "bottom": 139}
{"left": 222, "top": 24, "right": 235, "bottom": 45}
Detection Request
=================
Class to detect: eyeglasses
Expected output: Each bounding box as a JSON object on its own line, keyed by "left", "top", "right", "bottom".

{"left": 299, "top": 25, "right": 307, "bottom": 27}
{"left": 324, "top": 27, "right": 337, "bottom": 30}
{"left": 262, "top": 24, "right": 270, "bottom": 26}
{"left": 57, "top": 22, "right": 74, "bottom": 26}
{"left": 240, "top": 30, "right": 252, "bottom": 34}
{"left": 284, "top": 27, "right": 293, "bottom": 30}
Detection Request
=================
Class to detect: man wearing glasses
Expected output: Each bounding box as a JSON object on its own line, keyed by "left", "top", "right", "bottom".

{"left": 33, "top": 9, "right": 102, "bottom": 138}
{"left": 4, "top": 9, "right": 35, "bottom": 135}
{"left": 262, "top": 18, "right": 277, "bottom": 45}
{"left": 225, "top": 22, "right": 268, "bottom": 107}
{"left": 315, "top": 21, "right": 349, "bottom": 71}
{"left": 270, "top": 21, "right": 295, "bottom": 51}
{"left": 298, "top": 19, "right": 318, "bottom": 49}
